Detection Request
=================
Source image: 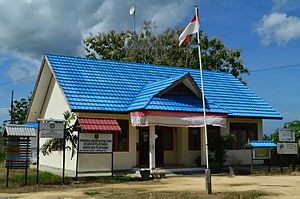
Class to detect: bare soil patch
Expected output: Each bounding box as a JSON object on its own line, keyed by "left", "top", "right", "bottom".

{"left": 1, "top": 174, "right": 300, "bottom": 198}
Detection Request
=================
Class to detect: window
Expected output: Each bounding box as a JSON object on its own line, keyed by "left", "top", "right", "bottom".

{"left": 189, "top": 128, "right": 201, "bottom": 150}
{"left": 114, "top": 120, "right": 129, "bottom": 151}
{"left": 230, "top": 123, "right": 258, "bottom": 149}
{"left": 163, "top": 127, "right": 173, "bottom": 150}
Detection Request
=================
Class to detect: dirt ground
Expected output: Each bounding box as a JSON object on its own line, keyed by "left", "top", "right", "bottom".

{"left": 1, "top": 175, "right": 300, "bottom": 199}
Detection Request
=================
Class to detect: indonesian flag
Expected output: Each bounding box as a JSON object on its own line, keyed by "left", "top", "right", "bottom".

{"left": 179, "top": 14, "right": 199, "bottom": 46}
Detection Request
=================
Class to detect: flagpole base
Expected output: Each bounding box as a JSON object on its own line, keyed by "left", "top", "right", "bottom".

{"left": 205, "top": 169, "right": 212, "bottom": 194}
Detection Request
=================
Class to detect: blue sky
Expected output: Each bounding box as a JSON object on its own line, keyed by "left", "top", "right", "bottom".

{"left": 0, "top": 0, "right": 299, "bottom": 134}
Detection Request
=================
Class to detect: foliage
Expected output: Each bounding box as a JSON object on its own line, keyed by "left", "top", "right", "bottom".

{"left": 208, "top": 131, "right": 236, "bottom": 172}
{"left": 264, "top": 120, "right": 300, "bottom": 166}
{"left": 84, "top": 21, "right": 249, "bottom": 84}
{"left": 0, "top": 151, "right": 4, "bottom": 163}
{"left": 4, "top": 97, "right": 31, "bottom": 125}
{"left": 0, "top": 136, "right": 6, "bottom": 162}
{"left": 41, "top": 111, "right": 78, "bottom": 159}
{"left": 265, "top": 120, "right": 300, "bottom": 153}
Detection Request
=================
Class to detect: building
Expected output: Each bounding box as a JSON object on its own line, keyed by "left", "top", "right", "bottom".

{"left": 27, "top": 54, "right": 282, "bottom": 175}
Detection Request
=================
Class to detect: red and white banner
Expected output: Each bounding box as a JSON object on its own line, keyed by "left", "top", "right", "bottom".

{"left": 130, "top": 111, "right": 227, "bottom": 127}
{"left": 179, "top": 14, "right": 199, "bottom": 46}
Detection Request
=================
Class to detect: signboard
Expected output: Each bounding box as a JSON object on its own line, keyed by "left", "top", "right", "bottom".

{"left": 41, "top": 122, "right": 64, "bottom": 138}
{"left": 253, "top": 148, "right": 271, "bottom": 159}
{"left": 277, "top": 142, "right": 298, "bottom": 154}
{"left": 5, "top": 137, "right": 31, "bottom": 168}
{"left": 79, "top": 133, "right": 113, "bottom": 153}
{"left": 279, "top": 129, "right": 295, "bottom": 142}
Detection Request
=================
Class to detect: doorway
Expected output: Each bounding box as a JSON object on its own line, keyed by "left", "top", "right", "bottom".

{"left": 138, "top": 127, "right": 149, "bottom": 167}
{"left": 155, "top": 129, "right": 164, "bottom": 167}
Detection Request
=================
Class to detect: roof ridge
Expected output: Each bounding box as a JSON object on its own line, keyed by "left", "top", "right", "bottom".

{"left": 45, "top": 53, "right": 231, "bottom": 76}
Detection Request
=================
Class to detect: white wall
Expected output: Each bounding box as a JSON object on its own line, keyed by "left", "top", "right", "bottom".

{"left": 77, "top": 113, "right": 137, "bottom": 171}
{"left": 177, "top": 127, "right": 201, "bottom": 167}
{"left": 35, "top": 62, "right": 75, "bottom": 172}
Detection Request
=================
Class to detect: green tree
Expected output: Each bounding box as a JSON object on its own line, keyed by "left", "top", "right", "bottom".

{"left": 284, "top": 121, "right": 300, "bottom": 155}
{"left": 4, "top": 97, "right": 31, "bottom": 125}
{"left": 264, "top": 120, "right": 300, "bottom": 166}
{"left": 265, "top": 120, "right": 300, "bottom": 146}
{"left": 41, "top": 111, "right": 78, "bottom": 159}
{"left": 84, "top": 21, "right": 249, "bottom": 83}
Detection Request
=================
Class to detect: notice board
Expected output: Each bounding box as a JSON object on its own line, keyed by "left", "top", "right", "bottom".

{"left": 79, "top": 133, "right": 113, "bottom": 153}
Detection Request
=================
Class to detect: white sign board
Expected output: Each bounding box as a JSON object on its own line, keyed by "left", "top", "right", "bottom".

{"left": 79, "top": 133, "right": 113, "bottom": 153}
{"left": 279, "top": 129, "right": 295, "bottom": 142}
{"left": 41, "top": 122, "right": 64, "bottom": 138}
{"left": 277, "top": 142, "right": 298, "bottom": 155}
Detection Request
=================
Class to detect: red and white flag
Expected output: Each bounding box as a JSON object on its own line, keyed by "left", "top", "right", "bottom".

{"left": 179, "top": 14, "right": 199, "bottom": 46}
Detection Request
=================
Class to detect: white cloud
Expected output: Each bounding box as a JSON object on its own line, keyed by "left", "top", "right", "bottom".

{"left": 272, "top": 0, "right": 299, "bottom": 11}
{"left": 6, "top": 52, "right": 39, "bottom": 81}
{"left": 0, "top": 0, "right": 197, "bottom": 80}
{"left": 255, "top": 12, "right": 300, "bottom": 46}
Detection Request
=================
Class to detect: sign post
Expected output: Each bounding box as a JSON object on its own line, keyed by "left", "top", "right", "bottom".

{"left": 248, "top": 140, "right": 277, "bottom": 173}
{"left": 277, "top": 142, "right": 298, "bottom": 155}
{"left": 77, "top": 132, "right": 113, "bottom": 176}
{"left": 4, "top": 125, "right": 35, "bottom": 188}
{"left": 277, "top": 129, "right": 298, "bottom": 172}
{"left": 279, "top": 129, "right": 295, "bottom": 142}
{"left": 36, "top": 119, "right": 65, "bottom": 187}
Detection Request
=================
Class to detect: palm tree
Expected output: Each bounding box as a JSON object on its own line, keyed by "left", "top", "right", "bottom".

{"left": 41, "top": 111, "right": 78, "bottom": 159}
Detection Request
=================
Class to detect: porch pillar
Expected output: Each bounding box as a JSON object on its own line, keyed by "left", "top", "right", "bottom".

{"left": 201, "top": 127, "right": 207, "bottom": 166}
{"left": 149, "top": 125, "right": 156, "bottom": 170}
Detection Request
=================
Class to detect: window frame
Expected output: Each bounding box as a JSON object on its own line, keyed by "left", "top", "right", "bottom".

{"left": 113, "top": 120, "right": 129, "bottom": 152}
{"left": 229, "top": 122, "right": 258, "bottom": 150}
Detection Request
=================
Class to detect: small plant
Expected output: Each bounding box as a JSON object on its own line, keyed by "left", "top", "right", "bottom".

{"left": 208, "top": 131, "right": 236, "bottom": 172}
{"left": 84, "top": 191, "right": 100, "bottom": 196}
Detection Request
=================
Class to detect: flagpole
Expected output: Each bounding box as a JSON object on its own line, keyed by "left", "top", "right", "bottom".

{"left": 195, "top": 5, "right": 212, "bottom": 194}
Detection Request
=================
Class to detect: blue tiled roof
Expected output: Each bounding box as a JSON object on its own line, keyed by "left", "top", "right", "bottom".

{"left": 146, "top": 96, "right": 227, "bottom": 113}
{"left": 24, "top": 122, "right": 38, "bottom": 129}
{"left": 127, "top": 72, "right": 189, "bottom": 111}
{"left": 248, "top": 140, "right": 277, "bottom": 148}
{"left": 45, "top": 54, "right": 282, "bottom": 119}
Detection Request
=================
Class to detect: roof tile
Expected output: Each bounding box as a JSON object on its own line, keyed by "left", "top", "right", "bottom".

{"left": 46, "top": 54, "right": 282, "bottom": 119}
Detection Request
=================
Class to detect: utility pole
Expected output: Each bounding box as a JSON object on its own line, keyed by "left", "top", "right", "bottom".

{"left": 10, "top": 90, "right": 14, "bottom": 124}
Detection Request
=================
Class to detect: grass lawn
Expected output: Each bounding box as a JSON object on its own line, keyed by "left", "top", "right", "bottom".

{"left": 83, "top": 189, "right": 267, "bottom": 199}
{"left": 0, "top": 161, "right": 132, "bottom": 193}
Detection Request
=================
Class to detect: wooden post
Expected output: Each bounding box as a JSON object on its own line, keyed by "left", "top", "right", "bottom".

{"left": 75, "top": 132, "right": 80, "bottom": 179}
{"left": 251, "top": 148, "right": 254, "bottom": 173}
{"left": 36, "top": 121, "right": 40, "bottom": 188}
{"left": 62, "top": 123, "right": 66, "bottom": 185}
{"left": 111, "top": 133, "right": 114, "bottom": 177}
{"left": 6, "top": 167, "right": 9, "bottom": 188}
{"left": 268, "top": 158, "right": 271, "bottom": 173}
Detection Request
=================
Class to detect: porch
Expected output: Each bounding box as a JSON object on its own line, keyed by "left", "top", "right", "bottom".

{"left": 132, "top": 110, "right": 227, "bottom": 170}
